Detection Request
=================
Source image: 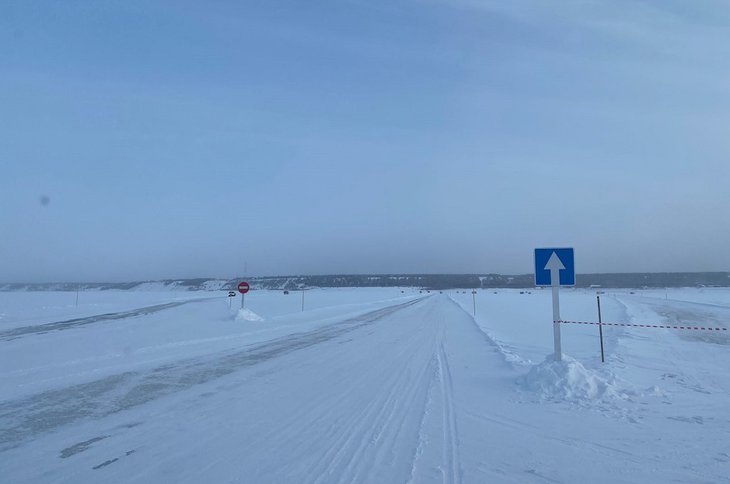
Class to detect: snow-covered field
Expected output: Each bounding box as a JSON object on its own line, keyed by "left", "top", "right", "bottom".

{"left": 1, "top": 287, "right": 729, "bottom": 483}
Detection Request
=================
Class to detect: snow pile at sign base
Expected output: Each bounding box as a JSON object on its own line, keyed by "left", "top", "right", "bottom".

{"left": 519, "top": 354, "right": 626, "bottom": 403}
{"left": 235, "top": 308, "right": 264, "bottom": 322}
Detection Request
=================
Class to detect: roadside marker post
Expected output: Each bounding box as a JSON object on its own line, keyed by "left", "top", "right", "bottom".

{"left": 238, "top": 281, "right": 250, "bottom": 309}
{"left": 472, "top": 290, "right": 477, "bottom": 316}
{"left": 535, "top": 248, "right": 575, "bottom": 362}
{"left": 597, "top": 295, "right": 605, "bottom": 363}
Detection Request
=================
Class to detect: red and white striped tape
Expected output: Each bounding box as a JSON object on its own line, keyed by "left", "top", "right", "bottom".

{"left": 555, "top": 320, "right": 728, "bottom": 332}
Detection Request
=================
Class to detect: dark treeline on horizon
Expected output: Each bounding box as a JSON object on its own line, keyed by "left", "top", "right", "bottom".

{"left": 2, "top": 273, "right": 730, "bottom": 291}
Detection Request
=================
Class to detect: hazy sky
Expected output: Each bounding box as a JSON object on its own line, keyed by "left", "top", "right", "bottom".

{"left": 3, "top": 1, "right": 730, "bottom": 282}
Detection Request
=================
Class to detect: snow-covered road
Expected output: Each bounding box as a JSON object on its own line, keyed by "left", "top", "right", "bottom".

{"left": 3, "top": 295, "right": 489, "bottom": 482}
{"left": 2, "top": 290, "right": 729, "bottom": 483}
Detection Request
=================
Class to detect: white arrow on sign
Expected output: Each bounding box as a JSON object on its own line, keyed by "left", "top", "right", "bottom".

{"left": 545, "top": 251, "right": 565, "bottom": 286}
{"left": 545, "top": 251, "right": 564, "bottom": 362}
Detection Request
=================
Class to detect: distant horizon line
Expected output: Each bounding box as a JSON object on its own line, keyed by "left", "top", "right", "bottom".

{"left": 3, "top": 271, "right": 730, "bottom": 285}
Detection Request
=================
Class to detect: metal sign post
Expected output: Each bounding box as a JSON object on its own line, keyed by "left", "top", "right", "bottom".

{"left": 535, "top": 248, "right": 575, "bottom": 362}
{"left": 237, "top": 282, "right": 250, "bottom": 309}
{"left": 548, "top": 253, "right": 564, "bottom": 362}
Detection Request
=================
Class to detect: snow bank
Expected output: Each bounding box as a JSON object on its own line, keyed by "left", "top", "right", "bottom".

{"left": 235, "top": 308, "right": 265, "bottom": 322}
{"left": 519, "top": 354, "right": 627, "bottom": 404}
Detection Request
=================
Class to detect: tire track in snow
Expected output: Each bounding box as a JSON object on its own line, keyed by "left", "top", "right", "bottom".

{"left": 407, "top": 301, "right": 463, "bottom": 484}
{"left": 305, "top": 300, "right": 440, "bottom": 484}
{"left": 340, "top": 337, "right": 437, "bottom": 483}
{"left": 309, "top": 350, "right": 434, "bottom": 484}
{"left": 437, "top": 342, "right": 462, "bottom": 484}
{"left": 406, "top": 363, "right": 436, "bottom": 484}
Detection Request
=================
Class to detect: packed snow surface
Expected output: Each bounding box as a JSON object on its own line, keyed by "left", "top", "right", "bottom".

{"left": 1, "top": 287, "right": 729, "bottom": 483}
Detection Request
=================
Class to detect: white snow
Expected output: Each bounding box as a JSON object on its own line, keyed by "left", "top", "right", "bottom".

{"left": 1, "top": 286, "right": 729, "bottom": 483}
{"left": 519, "top": 354, "right": 629, "bottom": 403}
{"left": 234, "top": 308, "right": 264, "bottom": 322}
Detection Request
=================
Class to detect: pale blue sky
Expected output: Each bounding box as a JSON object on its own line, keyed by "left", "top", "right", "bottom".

{"left": 2, "top": 1, "right": 730, "bottom": 281}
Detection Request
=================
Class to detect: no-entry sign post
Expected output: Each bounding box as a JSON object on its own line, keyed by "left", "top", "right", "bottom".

{"left": 535, "top": 248, "right": 575, "bottom": 362}
{"left": 238, "top": 281, "right": 250, "bottom": 309}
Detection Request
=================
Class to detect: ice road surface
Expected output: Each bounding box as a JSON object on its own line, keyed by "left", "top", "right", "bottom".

{"left": 1, "top": 287, "right": 729, "bottom": 483}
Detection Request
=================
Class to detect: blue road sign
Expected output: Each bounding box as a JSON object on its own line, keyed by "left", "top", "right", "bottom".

{"left": 534, "top": 248, "right": 575, "bottom": 286}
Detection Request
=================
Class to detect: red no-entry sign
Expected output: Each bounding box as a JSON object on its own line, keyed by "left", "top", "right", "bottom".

{"left": 238, "top": 281, "right": 250, "bottom": 294}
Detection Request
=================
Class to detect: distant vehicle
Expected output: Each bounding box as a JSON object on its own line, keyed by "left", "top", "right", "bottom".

{"left": 283, "top": 290, "right": 289, "bottom": 295}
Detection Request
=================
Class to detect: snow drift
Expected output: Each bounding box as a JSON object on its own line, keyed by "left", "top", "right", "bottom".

{"left": 519, "top": 354, "right": 627, "bottom": 404}
{"left": 235, "top": 308, "right": 264, "bottom": 322}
